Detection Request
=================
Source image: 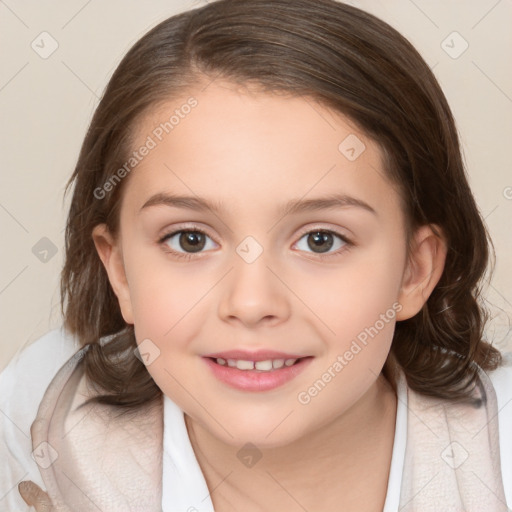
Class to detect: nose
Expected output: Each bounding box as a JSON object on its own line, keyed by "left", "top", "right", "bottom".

{"left": 217, "top": 251, "right": 291, "bottom": 329}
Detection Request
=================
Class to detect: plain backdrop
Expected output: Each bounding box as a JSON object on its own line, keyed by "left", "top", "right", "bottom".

{"left": 1, "top": 0, "right": 511, "bottom": 371}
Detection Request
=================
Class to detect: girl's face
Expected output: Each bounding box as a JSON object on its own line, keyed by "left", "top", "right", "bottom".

{"left": 94, "top": 80, "right": 444, "bottom": 448}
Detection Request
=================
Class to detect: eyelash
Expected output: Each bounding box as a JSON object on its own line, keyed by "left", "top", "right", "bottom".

{"left": 157, "top": 225, "right": 353, "bottom": 261}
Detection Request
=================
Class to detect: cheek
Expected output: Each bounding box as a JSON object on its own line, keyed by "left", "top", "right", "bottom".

{"left": 126, "top": 253, "right": 207, "bottom": 401}
{"left": 294, "top": 254, "right": 402, "bottom": 424}
{"left": 300, "top": 239, "right": 405, "bottom": 344}
{"left": 123, "top": 244, "right": 200, "bottom": 343}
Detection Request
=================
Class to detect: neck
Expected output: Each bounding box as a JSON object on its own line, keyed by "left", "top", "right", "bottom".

{"left": 185, "top": 373, "right": 397, "bottom": 512}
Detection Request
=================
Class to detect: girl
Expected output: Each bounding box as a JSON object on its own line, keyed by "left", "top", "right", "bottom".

{"left": 1, "top": 0, "right": 511, "bottom": 510}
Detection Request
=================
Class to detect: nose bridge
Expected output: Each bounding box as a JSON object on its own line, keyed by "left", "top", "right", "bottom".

{"left": 217, "top": 239, "right": 290, "bottom": 327}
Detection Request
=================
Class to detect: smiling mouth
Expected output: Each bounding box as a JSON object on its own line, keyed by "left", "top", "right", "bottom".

{"left": 203, "top": 355, "right": 314, "bottom": 392}
{"left": 207, "top": 356, "right": 312, "bottom": 372}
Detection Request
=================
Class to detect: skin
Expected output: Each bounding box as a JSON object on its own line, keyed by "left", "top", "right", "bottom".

{"left": 20, "top": 80, "right": 447, "bottom": 511}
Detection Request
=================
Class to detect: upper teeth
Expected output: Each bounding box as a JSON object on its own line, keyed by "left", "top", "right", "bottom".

{"left": 216, "top": 358, "right": 298, "bottom": 371}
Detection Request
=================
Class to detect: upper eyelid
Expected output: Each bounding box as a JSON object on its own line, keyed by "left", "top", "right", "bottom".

{"left": 158, "top": 224, "right": 218, "bottom": 244}
{"left": 158, "top": 222, "right": 350, "bottom": 235}
{"left": 296, "top": 224, "right": 351, "bottom": 239}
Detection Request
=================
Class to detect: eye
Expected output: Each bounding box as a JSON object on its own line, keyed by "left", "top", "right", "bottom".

{"left": 159, "top": 228, "right": 217, "bottom": 258}
{"left": 158, "top": 226, "right": 352, "bottom": 261}
{"left": 294, "top": 229, "right": 350, "bottom": 257}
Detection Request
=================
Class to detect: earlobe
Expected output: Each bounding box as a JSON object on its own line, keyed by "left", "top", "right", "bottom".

{"left": 91, "top": 224, "right": 134, "bottom": 324}
{"left": 396, "top": 224, "right": 447, "bottom": 321}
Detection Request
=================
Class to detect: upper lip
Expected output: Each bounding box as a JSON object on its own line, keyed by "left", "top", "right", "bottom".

{"left": 203, "top": 350, "right": 310, "bottom": 362}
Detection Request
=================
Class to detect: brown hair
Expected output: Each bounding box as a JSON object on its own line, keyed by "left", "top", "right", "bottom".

{"left": 61, "top": 0, "right": 501, "bottom": 408}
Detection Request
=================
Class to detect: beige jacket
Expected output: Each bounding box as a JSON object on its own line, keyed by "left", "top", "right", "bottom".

{"left": 25, "top": 345, "right": 508, "bottom": 511}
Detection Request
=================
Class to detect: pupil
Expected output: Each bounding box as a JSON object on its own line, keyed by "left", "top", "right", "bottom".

{"left": 308, "top": 231, "right": 333, "bottom": 253}
{"left": 180, "top": 232, "right": 205, "bottom": 253}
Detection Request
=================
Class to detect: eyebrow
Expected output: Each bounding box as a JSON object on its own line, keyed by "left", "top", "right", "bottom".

{"left": 139, "top": 192, "right": 377, "bottom": 217}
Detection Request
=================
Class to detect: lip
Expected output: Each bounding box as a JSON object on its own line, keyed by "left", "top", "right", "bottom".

{"left": 202, "top": 349, "right": 308, "bottom": 362}
{"left": 203, "top": 355, "right": 314, "bottom": 392}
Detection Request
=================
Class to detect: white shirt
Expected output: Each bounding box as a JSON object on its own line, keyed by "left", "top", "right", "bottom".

{"left": 1, "top": 328, "right": 511, "bottom": 510}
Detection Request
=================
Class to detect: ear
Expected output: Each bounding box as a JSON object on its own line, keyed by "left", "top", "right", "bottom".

{"left": 396, "top": 224, "right": 447, "bottom": 321}
{"left": 91, "top": 223, "right": 134, "bottom": 324}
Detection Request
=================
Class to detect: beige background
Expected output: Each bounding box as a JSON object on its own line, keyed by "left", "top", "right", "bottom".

{"left": 0, "top": 0, "right": 511, "bottom": 371}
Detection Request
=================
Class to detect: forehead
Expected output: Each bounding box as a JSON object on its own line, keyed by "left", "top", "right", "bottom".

{"left": 122, "top": 80, "right": 400, "bottom": 219}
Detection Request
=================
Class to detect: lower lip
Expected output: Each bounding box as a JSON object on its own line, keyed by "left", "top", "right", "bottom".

{"left": 203, "top": 357, "right": 314, "bottom": 392}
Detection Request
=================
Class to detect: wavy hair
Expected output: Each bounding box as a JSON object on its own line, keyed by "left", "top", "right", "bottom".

{"left": 60, "top": 0, "right": 502, "bottom": 408}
